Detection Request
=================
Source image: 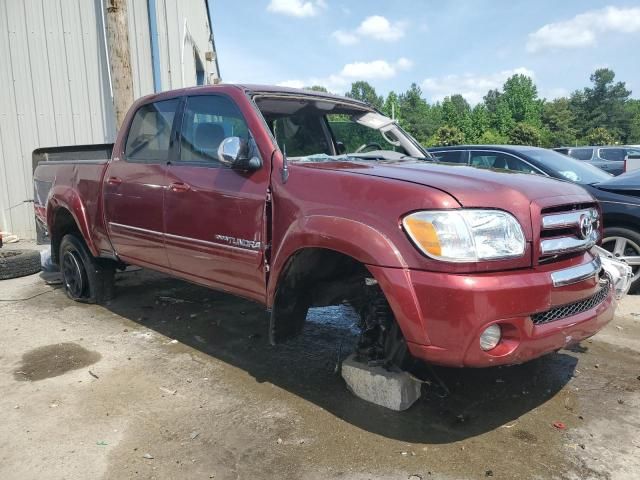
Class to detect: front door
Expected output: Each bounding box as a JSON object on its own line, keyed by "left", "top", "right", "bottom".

{"left": 103, "top": 98, "right": 180, "bottom": 268}
{"left": 163, "top": 94, "right": 269, "bottom": 302}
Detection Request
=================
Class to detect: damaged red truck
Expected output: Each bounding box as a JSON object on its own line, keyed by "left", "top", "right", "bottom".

{"left": 34, "top": 84, "right": 618, "bottom": 369}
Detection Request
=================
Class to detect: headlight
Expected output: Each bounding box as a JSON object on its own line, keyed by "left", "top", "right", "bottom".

{"left": 402, "top": 209, "right": 526, "bottom": 262}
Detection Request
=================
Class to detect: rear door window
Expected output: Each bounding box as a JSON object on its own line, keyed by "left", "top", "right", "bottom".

{"left": 567, "top": 148, "right": 593, "bottom": 161}
{"left": 598, "top": 148, "right": 625, "bottom": 161}
{"left": 470, "top": 151, "right": 537, "bottom": 173}
{"left": 125, "top": 99, "right": 179, "bottom": 162}
{"left": 431, "top": 150, "right": 467, "bottom": 164}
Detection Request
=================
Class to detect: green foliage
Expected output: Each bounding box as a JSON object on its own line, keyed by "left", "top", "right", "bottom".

{"left": 477, "top": 129, "right": 508, "bottom": 145}
{"left": 501, "top": 75, "right": 543, "bottom": 126}
{"left": 333, "top": 68, "right": 637, "bottom": 151}
{"left": 346, "top": 81, "right": 383, "bottom": 109}
{"left": 585, "top": 127, "right": 618, "bottom": 146}
{"left": 306, "top": 85, "right": 328, "bottom": 92}
{"left": 509, "top": 123, "right": 542, "bottom": 146}
{"left": 429, "top": 126, "right": 465, "bottom": 146}
{"left": 542, "top": 98, "right": 576, "bottom": 146}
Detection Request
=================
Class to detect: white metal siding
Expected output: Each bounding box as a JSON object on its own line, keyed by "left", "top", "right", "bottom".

{"left": 0, "top": 0, "right": 115, "bottom": 239}
{"left": 0, "top": 0, "right": 217, "bottom": 239}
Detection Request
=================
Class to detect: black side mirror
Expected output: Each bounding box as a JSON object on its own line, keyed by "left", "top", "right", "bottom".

{"left": 336, "top": 141, "right": 346, "bottom": 155}
{"left": 218, "top": 137, "right": 262, "bottom": 171}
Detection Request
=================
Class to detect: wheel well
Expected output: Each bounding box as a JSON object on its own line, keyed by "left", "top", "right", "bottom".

{"left": 603, "top": 214, "right": 640, "bottom": 233}
{"left": 50, "top": 208, "right": 80, "bottom": 265}
{"left": 270, "top": 248, "right": 371, "bottom": 343}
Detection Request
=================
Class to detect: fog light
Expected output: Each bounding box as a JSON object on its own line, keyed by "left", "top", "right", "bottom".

{"left": 480, "top": 324, "right": 502, "bottom": 351}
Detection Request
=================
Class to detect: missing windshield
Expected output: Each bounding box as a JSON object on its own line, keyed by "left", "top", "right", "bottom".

{"left": 254, "top": 96, "right": 426, "bottom": 162}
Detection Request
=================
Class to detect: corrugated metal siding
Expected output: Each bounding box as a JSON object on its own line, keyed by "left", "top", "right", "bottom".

{"left": 0, "top": 0, "right": 115, "bottom": 239}
{"left": 0, "top": 0, "right": 216, "bottom": 239}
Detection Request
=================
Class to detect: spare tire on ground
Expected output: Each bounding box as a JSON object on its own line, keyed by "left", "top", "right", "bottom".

{"left": 0, "top": 250, "right": 42, "bottom": 280}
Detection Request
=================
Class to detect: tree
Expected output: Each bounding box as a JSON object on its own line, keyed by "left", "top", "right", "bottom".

{"left": 585, "top": 127, "right": 618, "bottom": 146}
{"left": 501, "top": 74, "right": 543, "bottom": 126}
{"left": 509, "top": 123, "right": 542, "bottom": 145}
{"left": 492, "top": 98, "right": 514, "bottom": 135}
{"left": 430, "top": 126, "right": 465, "bottom": 146}
{"left": 470, "top": 104, "right": 491, "bottom": 142}
{"left": 346, "top": 81, "right": 383, "bottom": 109}
{"left": 484, "top": 89, "right": 501, "bottom": 115}
{"left": 571, "top": 69, "right": 632, "bottom": 140}
{"left": 306, "top": 85, "right": 328, "bottom": 92}
{"left": 543, "top": 98, "right": 576, "bottom": 146}
{"left": 478, "top": 129, "right": 508, "bottom": 145}
{"left": 383, "top": 91, "right": 399, "bottom": 120}
{"left": 397, "top": 83, "right": 440, "bottom": 143}
{"left": 442, "top": 95, "right": 472, "bottom": 139}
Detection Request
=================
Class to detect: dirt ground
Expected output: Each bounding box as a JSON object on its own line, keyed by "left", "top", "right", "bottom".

{"left": 1, "top": 252, "right": 639, "bottom": 479}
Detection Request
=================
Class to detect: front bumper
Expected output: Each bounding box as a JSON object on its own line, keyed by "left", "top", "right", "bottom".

{"left": 368, "top": 251, "right": 617, "bottom": 368}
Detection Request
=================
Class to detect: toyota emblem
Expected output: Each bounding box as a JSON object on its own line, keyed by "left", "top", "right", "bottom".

{"left": 579, "top": 214, "right": 593, "bottom": 239}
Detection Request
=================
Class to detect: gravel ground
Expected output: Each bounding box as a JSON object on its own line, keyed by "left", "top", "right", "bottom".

{"left": 0, "top": 255, "right": 639, "bottom": 480}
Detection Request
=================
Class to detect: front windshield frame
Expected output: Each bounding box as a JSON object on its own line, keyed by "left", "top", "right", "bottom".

{"left": 521, "top": 148, "right": 613, "bottom": 184}
{"left": 251, "top": 93, "right": 429, "bottom": 161}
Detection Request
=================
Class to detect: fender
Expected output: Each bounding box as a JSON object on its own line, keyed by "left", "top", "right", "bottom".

{"left": 47, "top": 185, "right": 99, "bottom": 257}
{"left": 267, "top": 214, "right": 430, "bottom": 345}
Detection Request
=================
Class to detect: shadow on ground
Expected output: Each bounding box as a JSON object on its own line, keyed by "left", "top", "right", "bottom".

{"left": 102, "top": 269, "right": 576, "bottom": 445}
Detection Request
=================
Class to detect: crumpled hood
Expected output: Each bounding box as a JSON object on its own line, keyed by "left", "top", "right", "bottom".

{"left": 301, "top": 160, "right": 594, "bottom": 209}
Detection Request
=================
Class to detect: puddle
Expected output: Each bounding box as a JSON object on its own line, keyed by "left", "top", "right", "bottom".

{"left": 13, "top": 342, "right": 101, "bottom": 381}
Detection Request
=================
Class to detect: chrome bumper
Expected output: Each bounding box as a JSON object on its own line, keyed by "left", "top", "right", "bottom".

{"left": 550, "top": 247, "right": 632, "bottom": 300}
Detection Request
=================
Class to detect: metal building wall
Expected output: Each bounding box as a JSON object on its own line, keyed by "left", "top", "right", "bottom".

{"left": 0, "top": 0, "right": 217, "bottom": 240}
{"left": 0, "top": 0, "right": 116, "bottom": 240}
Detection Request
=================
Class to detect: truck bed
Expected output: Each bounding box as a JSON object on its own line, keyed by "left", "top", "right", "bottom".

{"left": 33, "top": 144, "right": 114, "bottom": 254}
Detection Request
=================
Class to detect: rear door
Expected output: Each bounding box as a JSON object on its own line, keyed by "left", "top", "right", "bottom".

{"left": 163, "top": 94, "right": 269, "bottom": 302}
{"left": 103, "top": 98, "right": 180, "bottom": 268}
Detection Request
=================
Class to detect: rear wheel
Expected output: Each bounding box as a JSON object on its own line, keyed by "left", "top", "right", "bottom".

{"left": 59, "top": 234, "right": 115, "bottom": 303}
{"left": 602, "top": 227, "right": 640, "bottom": 294}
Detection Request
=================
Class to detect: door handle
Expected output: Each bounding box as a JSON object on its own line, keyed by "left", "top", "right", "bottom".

{"left": 107, "top": 176, "right": 122, "bottom": 186}
{"left": 169, "top": 182, "right": 191, "bottom": 193}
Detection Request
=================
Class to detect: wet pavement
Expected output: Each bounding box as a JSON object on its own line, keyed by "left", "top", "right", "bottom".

{"left": 0, "top": 268, "right": 639, "bottom": 479}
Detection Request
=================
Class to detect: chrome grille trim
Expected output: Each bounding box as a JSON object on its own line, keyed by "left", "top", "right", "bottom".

{"left": 551, "top": 256, "right": 602, "bottom": 287}
{"left": 542, "top": 208, "right": 598, "bottom": 230}
{"left": 531, "top": 276, "right": 611, "bottom": 325}
{"left": 540, "top": 231, "right": 599, "bottom": 255}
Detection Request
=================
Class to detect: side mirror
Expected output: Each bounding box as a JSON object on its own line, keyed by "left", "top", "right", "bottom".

{"left": 335, "top": 141, "right": 346, "bottom": 155}
{"left": 218, "top": 137, "right": 262, "bottom": 171}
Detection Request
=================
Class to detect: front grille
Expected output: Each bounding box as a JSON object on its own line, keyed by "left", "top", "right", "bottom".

{"left": 531, "top": 276, "right": 611, "bottom": 325}
{"left": 538, "top": 205, "right": 599, "bottom": 262}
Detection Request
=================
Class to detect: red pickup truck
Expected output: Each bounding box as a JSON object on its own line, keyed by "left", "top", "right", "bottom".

{"left": 34, "top": 84, "right": 615, "bottom": 369}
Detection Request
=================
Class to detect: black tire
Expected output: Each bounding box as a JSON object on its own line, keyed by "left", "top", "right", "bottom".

{"left": 59, "top": 234, "right": 115, "bottom": 303}
{"left": 0, "top": 249, "right": 42, "bottom": 280}
{"left": 602, "top": 226, "right": 640, "bottom": 294}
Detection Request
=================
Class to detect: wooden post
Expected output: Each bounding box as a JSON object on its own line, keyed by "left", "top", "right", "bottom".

{"left": 105, "top": 0, "right": 134, "bottom": 129}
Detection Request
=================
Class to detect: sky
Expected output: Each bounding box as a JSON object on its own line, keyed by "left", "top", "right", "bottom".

{"left": 209, "top": 1, "right": 640, "bottom": 104}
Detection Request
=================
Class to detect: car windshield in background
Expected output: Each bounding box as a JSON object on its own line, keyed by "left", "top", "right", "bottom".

{"left": 520, "top": 148, "right": 612, "bottom": 184}
{"left": 254, "top": 96, "right": 427, "bottom": 162}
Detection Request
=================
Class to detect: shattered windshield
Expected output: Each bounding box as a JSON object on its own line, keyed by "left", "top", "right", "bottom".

{"left": 254, "top": 96, "right": 427, "bottom": 162}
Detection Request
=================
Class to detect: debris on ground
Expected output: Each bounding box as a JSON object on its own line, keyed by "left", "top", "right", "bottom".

{"left": 143, "top": 453, "right": 154, "bottom": 459}
{"left": 96, "top": 441, "right": 108, "bottom": 446}
{"left": 158, "top": 296, "right": 189, "bottom": 304}
{"left": 88, "top": 370, "right": 99, "bottom": 379}
{"left": 408, "top": 475, "right": 422, "bottom": 480}
{"left": 485, "top": 470, "right": 494, "bottom": 477}
{"left": 553, "top": 421, "right": 566, "bottom": 430}
{"left": 190, "top": 431, "right": 200, "bottom": 440}
{"left": 159, "top": 387, "right": 177, "bottom": 395}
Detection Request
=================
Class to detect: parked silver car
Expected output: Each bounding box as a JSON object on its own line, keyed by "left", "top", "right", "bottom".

{"left": 554, "top": 146, "right": 640, "bottom": 176}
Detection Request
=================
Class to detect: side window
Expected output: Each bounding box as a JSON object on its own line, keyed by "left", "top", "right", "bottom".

{"left": 568, "top": 148, "right": 593, "bottom": 161}
{"left": 599, "top": 148, "right": 625, "bottom": 161}
{"left": 179, "top": 95, "right": 249, "bottom": 166}
{"left": 125, "top": 99, "right": 179, "bottom": 162}
{"left": 431, "top": 151, "right": 467, "bottom": 164}
{"left": 470, "top": 151, "right": 535, "bottom": 173}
